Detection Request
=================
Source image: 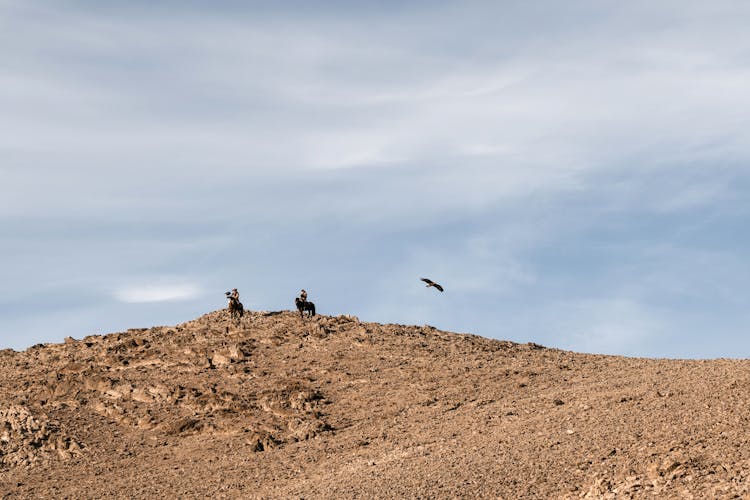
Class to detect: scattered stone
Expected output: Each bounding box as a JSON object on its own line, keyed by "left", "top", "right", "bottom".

{"left": 162, "top": 417, "right": 203, "bottom": 436}
{"left": 0, "top": 405, "right": 83, "bottom": 469}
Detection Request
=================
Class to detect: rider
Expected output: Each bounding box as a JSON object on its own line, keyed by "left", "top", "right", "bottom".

{"left": 299, "top": 289, "right": 307, "bottom": 303}
{"left": 228, "top": 288, "right": 240, "bottom": 306}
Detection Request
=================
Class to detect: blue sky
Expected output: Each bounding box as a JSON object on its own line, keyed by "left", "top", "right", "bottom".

{"left": 2, "top": 1, "right": 750, "bottom": 357}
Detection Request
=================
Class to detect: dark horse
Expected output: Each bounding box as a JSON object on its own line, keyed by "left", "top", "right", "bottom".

{"left": 228, "top": 297, "right": 244, "bottom": 323}
{"left": 295, "top": 297, "right": 315, "bottom": 319}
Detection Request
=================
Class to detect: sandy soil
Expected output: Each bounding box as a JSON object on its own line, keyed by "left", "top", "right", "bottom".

{"left": 1, "top": 309, "right": 749, "bottom": 498}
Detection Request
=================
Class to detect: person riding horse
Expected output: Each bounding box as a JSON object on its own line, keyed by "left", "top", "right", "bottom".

{"left": 295, "top": 297, "right": 315, "bottom": 318}
{"left": 226, "top": 289, "right": 243, "bottom": 321}
{"left": 295, "top": 289, "right": 315, "bottom": 318}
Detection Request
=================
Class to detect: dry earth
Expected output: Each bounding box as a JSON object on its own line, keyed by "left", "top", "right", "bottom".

{"left": 1, "top": 309, "right": 750, "bottom": 498}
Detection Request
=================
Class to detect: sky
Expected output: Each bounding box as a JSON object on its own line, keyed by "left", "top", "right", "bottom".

{"left": 2, "top": 1, "right": 750, "bottom": 358}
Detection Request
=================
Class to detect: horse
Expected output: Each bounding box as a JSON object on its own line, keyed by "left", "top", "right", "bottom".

{"left": 295, "top": 297, "right": 315, "bottom": 319}
{"left": 228, "top": 297, "right": 244, "bottom": 323}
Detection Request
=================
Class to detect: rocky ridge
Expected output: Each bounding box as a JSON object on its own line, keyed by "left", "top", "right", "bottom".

{"left": 1, "top": 309, "right": 749, "bottom": 498}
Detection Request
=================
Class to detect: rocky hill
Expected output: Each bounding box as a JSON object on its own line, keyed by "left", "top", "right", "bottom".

{"left": 1, "top": 309, "right": 749, "bottom": 498}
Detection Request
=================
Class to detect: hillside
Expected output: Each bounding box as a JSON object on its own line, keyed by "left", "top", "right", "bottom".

{"left": 1, "top": 310, "right": 749, "bottom": 498}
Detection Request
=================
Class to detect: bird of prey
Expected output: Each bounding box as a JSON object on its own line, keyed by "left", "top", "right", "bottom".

{"left": 420, "top": 277, "right": 444, "bottom": 292}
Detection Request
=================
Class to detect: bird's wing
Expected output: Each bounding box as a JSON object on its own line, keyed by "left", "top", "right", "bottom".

{"left": 434, "top": 284, "right": 444, "bottom": 292}
{"left": 420, "top": 277, "right": 433, "bottom": 285}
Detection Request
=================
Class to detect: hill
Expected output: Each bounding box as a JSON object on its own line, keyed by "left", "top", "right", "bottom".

{"left": 1, "top": 310, "right": 749, "bottom": 498}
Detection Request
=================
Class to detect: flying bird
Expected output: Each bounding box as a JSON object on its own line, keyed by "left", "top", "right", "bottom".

{"left": 420, "top": 277, "right": 444, "bottom": 292}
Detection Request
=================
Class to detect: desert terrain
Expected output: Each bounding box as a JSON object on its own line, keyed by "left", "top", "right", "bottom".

{"left": 1, "top": 309, "right": 749, "bottom": 498}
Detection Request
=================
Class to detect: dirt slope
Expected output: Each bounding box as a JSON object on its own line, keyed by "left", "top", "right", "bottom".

{"left": 1, "top": 309, "right": 749, "bottom": 498}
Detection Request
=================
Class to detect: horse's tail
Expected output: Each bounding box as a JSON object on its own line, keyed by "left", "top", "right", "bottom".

{"left": 310, "top": 303, "right": 316, "bottom": 317}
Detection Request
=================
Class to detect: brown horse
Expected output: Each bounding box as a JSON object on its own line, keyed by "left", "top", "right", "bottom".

{"left": 295, "top": 297, "right": 315, "bottom": 319}
{"left": 228, "top": 297, "right": 244, "bottom": 323}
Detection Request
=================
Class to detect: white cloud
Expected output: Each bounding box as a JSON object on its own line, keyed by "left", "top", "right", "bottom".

{"left": 113, "top": 283, "right": 201, "bottom": 303}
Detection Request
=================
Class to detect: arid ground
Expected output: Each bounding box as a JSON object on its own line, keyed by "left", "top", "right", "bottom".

{"left": 1, "top": 310, "right": 749, "bottom": 498}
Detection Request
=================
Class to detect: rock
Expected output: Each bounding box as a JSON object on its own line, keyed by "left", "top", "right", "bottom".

{"left": 247, "top": 431, "right": 279, "bottom": 452}
{"left": 131, "top": 388, "right": 154, "bottom": 403}
{"left": 288, "top": 418, "right": 328, "bottom": 441}
{"left": 105, "top": 389, "right": 124, "bottom": 399}
{"left": 137, "top": 415, "right": 156, "bottom": 429}
{"left": 211, "top": 353, "right": 231, "bottom": 367}
{"left": 147, "top": 385, "right": 170, "bottom": 400}
{"left": 0, "top": 405, "right": 82, "bottom": 468}
{"left": 226, "top": 343, "right": 247, "bottom": 361}
{"left": 162, "top": 417, "right": 203, "bottom": 436}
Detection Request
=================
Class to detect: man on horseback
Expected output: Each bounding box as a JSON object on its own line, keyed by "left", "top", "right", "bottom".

{"left": 226, "top": 288, "right": 243, "bottom": 322}
{"left": 295, "top": 289, "right": 315, "bottom": 319}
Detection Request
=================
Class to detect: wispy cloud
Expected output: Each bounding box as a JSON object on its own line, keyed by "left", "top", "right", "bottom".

{"left": 113, "top": 283, "right": 201, "bottom": 304}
